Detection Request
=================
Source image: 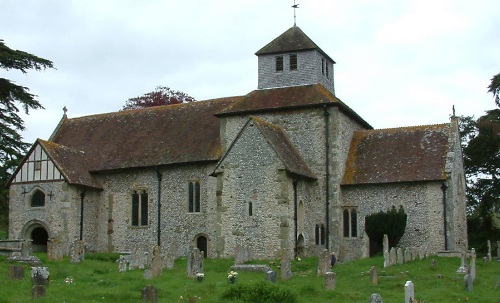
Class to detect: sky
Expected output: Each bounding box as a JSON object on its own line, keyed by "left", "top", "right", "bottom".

{"left": 1, "top": 0, "right": 499, "bottom": 144}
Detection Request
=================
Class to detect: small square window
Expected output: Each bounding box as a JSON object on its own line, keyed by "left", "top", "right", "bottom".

{"left": 34, "top": 161, "right": 42, "bottom": 171}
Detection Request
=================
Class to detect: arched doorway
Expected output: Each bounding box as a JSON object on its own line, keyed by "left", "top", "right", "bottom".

{"left": 196, "top": 235, "right": 208, "bottom": 258}
{"left": 297, "top": 234, "right": 305, "bottom": 257}
{"left": 31, "top": 227, "right": 49, "bottom": 252}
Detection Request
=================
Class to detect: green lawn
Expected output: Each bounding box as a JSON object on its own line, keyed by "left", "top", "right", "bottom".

{"left": 0, "top": 252, "right": 498, "bottom": 302}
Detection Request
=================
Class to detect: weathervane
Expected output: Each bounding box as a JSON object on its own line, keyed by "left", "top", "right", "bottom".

{"left": 292, "top": 0, "right": 299, "bottom": 26}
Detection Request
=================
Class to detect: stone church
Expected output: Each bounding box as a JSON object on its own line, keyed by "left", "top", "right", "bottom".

{"left": 8, "top": 26, "right": 468, "bottom": 261}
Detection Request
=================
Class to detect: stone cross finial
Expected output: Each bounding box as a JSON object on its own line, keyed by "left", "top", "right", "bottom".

{"left": 63, "top": 106, "right": 68, "bottom": 118}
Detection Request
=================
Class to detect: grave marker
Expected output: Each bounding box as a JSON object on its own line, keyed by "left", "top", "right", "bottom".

{"left": 456, "top": 252, "right": 467, "bottom": 274}
{"left": 234, "top": 244, "right": 252, "bottom": 264}
{"left": 32, "top": 284, "right": 46, "bottom": 300}
{"left": 317, "top": 249, "right": 331, "bottom": 276}
{"left": 389, "top": 247, "right": 396, "bottom": 266}
{"left": 31, "top": 267, "right": 50, "bottom": 286}
{"left": 487, "top": 240, "right": 492, "bottom": 262}
{"left": 370, "top": 266, "right": 378, "bottom": 285}
{"left": 370, "top": 293, "right": 383, "bottom": 303}
{"left": 383, "top": 249, "right": 389, "bottom": 268}
{"left": 464, "top": 274, "right": 473, "bottom": 292}
{"left": 151, "top": 245, "right": 163, "bottom": 278}
{"left": 8, "top": 265, "right": 24, "bottom": 280}
{"left": 470, "top": 248, "right": 476, "bottom": 283}
{"left": 280, "top": 250, "right": 292, "bottom": 280}
{"left": 117, "top": 255, "right": 127, "bottom": 272}
{"left": 47, "top": 238, "right": 63, "bottom": 261}
{"left": 266, "top": 270, "right": 278, "bottom": 283}
{"left": 70, "top": 240, "right": 84, "bottom": 263}
{"left": 187, "top": 246, "right": 203, "bottom": 277}
{"left": 397, "top": 248, "right": 404, "bottom": 265}
{"left": 324, "top": 271, "right": 336, "bottom": 290}
{"left": 404, "top": 281, "right": 414, "bottom": 303}
{"left": 142, "top": 285, "right": 158, "bottom": 303}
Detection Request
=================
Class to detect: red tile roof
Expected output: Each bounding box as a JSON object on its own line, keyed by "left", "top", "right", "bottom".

{"left": 50, "top": 97, "right": 240, "bottom": 172}
{"left": 342, "top": 124, "right": 450, "bottom": 185}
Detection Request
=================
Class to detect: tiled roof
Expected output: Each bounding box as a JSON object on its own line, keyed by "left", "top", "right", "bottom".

{"left": 251, "top": 117, "right": 316, "bottom": 180}
{"left": 255, "top": 26, "right": 335, "bottom": 63}
{"left": 38, "top": 139, "right": 102, "bottom": 189}
{"left": 342, "top": 124, "right": 450, "bottom": 185}
{"left": 50, "top": 97, "right": 240, "bottom": 172}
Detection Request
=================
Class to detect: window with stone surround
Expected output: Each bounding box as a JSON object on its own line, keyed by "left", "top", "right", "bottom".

{"left": 289, "top": 54, "right": 297, "bottom": 70}
{"left": 343, "top": 208, "right": 358, "bottom": 237}
{"left": 275, "top": 56, "right": 284, "bottom": 72}
{"left": 131, "top": 190, "right": 148, "bottom": 226}
{"left": 188, "top": 181, "right": 201, "bottom": 213}
{"left": 31, "top": 189, "right": 45, "bottom": 207}
{"left": 315, "top": 224, "right": 326, "bottom": 245}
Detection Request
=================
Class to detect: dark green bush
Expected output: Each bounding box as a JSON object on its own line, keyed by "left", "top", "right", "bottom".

{"left": 365, "top": 206, "right": 407, "bottom": 250}
{"left": 221, "top": 281, "right": 298, "bottom": 303}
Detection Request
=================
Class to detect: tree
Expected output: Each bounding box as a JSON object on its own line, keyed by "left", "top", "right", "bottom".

{"left": 459, "top": 73, "right": 500, "bottom": 252}
{"left": 0, "top": 40, "right": 54, "bottom": 230}
{"left": 365, "top": 206, "right": 407, "bottom": 255}
{"left": 122, "top": 86, "right": 196, "bottom": 110}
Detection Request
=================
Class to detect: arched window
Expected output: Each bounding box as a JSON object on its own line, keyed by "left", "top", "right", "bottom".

{"left": 343, "top": 207, "right": 358, "bottom": 238}
{"left": 31, "top": 189, "right": 45, "bottom": 207}
{"left": 131, "top": 190, "right": 148, "bottom": 226}
{"left": 188, "top": 181, "right": 201, "bottom": 213}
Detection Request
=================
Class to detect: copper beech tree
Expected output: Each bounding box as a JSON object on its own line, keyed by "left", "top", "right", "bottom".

{"left": 122, "top": 86, "right": 196, "bottom": 110}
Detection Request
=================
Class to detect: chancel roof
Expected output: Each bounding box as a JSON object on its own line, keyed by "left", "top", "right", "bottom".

{"left": 50, "top": 97, "right": 239, "bottom": 172}
{"left": 255, "top": 26, "right": 335, "bottom": 63}
{"left": 342, "top": 124, "right": 451, "bottom": 185}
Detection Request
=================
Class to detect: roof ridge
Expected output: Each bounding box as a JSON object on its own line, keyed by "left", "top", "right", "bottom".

{"left": 365, "top": 123, "right": 450, "bottom": 132}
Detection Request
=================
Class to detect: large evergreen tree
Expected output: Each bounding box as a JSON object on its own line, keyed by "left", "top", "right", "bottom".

{"left": 0, "top": 40, "right": 54, "bottom": 231}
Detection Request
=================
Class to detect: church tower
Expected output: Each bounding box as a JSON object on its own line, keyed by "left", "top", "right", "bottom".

{"left": 255, "top": 26, "right": 336, "bottom": 95}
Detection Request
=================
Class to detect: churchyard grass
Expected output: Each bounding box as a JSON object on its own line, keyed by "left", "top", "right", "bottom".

{"left": 0, "top": 252, "right": 498, "bottom": 302}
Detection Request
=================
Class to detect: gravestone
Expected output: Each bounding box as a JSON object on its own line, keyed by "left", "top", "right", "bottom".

{"left": 31, "top": 267, "right": 50, "bottom": 286}
{"left": 142, "top": 285, "right": 158, "bottom": 303}
{"left": 280, "top": 250, "right": 292, "bottom": 280}
{"left": 456, "top": 253, "right": 468, "bottom": 274}
{"left": 151, "top": 245, "right": 163, "bottom": 278}
{"left": 70, "top": 240, "right": 84, "bottom": 263}
{"left": 383, "top": 249, "right": 389, "bottom": 268}
{"left": 234, "top": 244, "right": 252, "bottom": 264}
{"left": 117, "top": 255, "right": 127, "bottom": 272}
{"left": 32, "top": 284, "right": 46, "bottom": 300}
{"left": 383, "top": 234, "right": 389, "bottom": 255}
{"left": 396, "top": 248, "right": 404, "bottom": 265}
{"left": 404, "top": 248, "right": 411, "bottom": 263}
{"left": 464, "top": 274, "right": 473, "bottom": 292}
{"left": 370, "top": 266, "right": 378, "bottom": 285}
{"left": 317, "top": 249, "right": 331, "bottom": 276}
{"left": 404, "top": 281, "right": 414, "bottom": 303}
{"left": 370, "top": 293, "right": 383, "bottom": 303}
{"left": 266, "top": 270, "right": 278, "bottom": 283}
{"left": 187, "top": 246, "right": 203, "bottom": 277}
{"left": 431, "top": 258, "right": 437, "bottom": 269}
{"left": 140, "top": 251, "right": 148, "bottom": 270}
{"left": 324, "top": 271, "right": 336, "bottom": 290}
{"left": 470, "top": 248, "right": 476, "bottom": 282}
{"left": 47, "top": 239, "right": 64, "bottom": 261}
{"left": 21, "top": 239, "right": 32, "bottom": 257}
{"left": 129, "top": 247, "right": 140, "bottom": 270}
{"left": 143, "top": 269, "right": 153, "bottom": 280}
{"left": 8, "top": 265, "right": 25, "bottom": 280}
{"left": 389, "top": 247, "right": 396, "bottom": 266}
{"left": 165, "top": 254, "right": 175, "bottom": 270}
{"left": 487, "top": 240, "right": 492, "bottom": 262}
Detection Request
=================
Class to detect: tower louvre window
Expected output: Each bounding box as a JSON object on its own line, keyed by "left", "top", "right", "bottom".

{"left": 290, "top": 54, "right": 297, "bottom": 70}
{"left": 275, "top": 56, "right": 283, "bottom": 72}
{"left": 321, "top": 58, "right": 325, "bottom": 75}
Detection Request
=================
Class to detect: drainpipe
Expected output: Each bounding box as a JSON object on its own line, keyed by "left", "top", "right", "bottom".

{"left": 441, "top": 182, "right": 448, "bottom": 251}
{"left": 323, "top": 105, "right": 330, "bottom": 250}
{"left": 293, "top": 181, "right": 298, "bottom": 258}
{"left": 155, "top": 167, "right": 163, "bottom": 247}
{"left": 79, "top": 189, "right": 86, "bottom": 241}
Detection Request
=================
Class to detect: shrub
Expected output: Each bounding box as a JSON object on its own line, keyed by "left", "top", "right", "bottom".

{"left": 221, "top": 281, "right": 297, "bottom": 303}
{"left": 365, "top": 206, "right": 407, "bottom": 251}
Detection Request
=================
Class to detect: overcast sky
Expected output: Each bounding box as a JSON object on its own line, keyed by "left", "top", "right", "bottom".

{"left": 2, "top": 0, "right": 499, "bottom": 144}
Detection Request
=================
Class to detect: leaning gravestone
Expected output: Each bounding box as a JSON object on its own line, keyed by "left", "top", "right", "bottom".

{"left": 47, "top": 239, "right": 64, "bottom": 261}
{"left": 370, "top": 266, "right": 378, "bottom": 285}
{"left": 370, "top": 293, "right": 383, "bottom": 303}
{"left": 324, "top": 271, "right": 336, "bottom": 290}
{"left": 266, "top": 270, "right": 278, "bottom": 283}
{"left": 470, "top": 248, "right": 476, "bottom": 282}
{"left": 317, "top": 249, "right": 331, "bottom": 276}
{"left": 151, "top": 245, "right": 163, "bottom": 278}
{"left": 142, "top": 285, "right": 158, "bottom": 303}
{"left": 31, "top": 267, "right": 50, "bottom": 286}
{"left": 187, "top": 246, "right": 203, "bottom": 278}
{"left": 404, "top": 281, "right": 414, "bottom": 303}
{"left": 32, "top": 284, "right": 46, "bottom": 300}
{"left": 8, "top": 265, "right": 25, "bottom": 280}
{"left": 70, "top": 240, "right": 85, "bottom": 263}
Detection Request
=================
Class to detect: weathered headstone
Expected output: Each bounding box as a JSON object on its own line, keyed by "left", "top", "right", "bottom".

{"left": 47, "top": 239, "right": 64, "bottom": 261}
{"left": 151, "top": 245, "right": 163, "bottom": 278}
{"left": 389, "top": 247, "right": 396, "bottom": 266}
{"left": 165, "top": 254, "right": 175, "bottom": 270}
{"left": 280, "top": 250, "right": 292, "bottom": 280}
{"left": 32, "top": 284, "right": 46, "bottom": 300}
{"left": 8, "top": 265, "right": 25, "bottom": 280}
{"left": 317, "top": 249, "right": 331, "bottom": 276}
{"left": 464, "top": 274, "right": 473, "bottom": 292}
{"left": 383, "top": 234, "right": 389, "bottom": 254}
{"left": 456, "top": 252, "right": 468, "bottom": 274}
{"left": 324, "top": 271, "right": 336, "bottom": 290}
{"left": 234, "top": 244, "right": 252, "bottom": 264}
{"left": 70, "top": 239, "right": 84, "bottom": 263}
{"left": 383, "top": 249, "right": 389, "bottom": 268}
{"left": 396, "top": 248, "right": 404, "bottom": 265}
{"left": 266, "top": 270, "right": 278, "bottom": 283}
{"left": 370, "top": 293, "right": 383, "bottom": 303}
{"left": 117, "top": 255, "right": 128, "bottom": 272}
{"left": 187, "top": 246, "right": 203, "bottom": 277}
{"left": 404, "top": 248, "right": 411, "bottom": 263}
{"left": 22, "top": 239, "right": 33, "bottom": 257}
{"left": 143, "top": 269, "right": 153, "bottom": 280}
{"left": 370, "top": 266, "right": 378, "bottom": 285}
{"left": 470, "top": 248, "right": 476, "bottom": 283}
{"left": 404, "top": 281, "right": 414, "bottom": 303}
{"left": 140, "top": 251, "right": 148, "bottom": 270}
{"left": 31, "top": 267, "right": 50, "bottom": 286}
{"left": 129, "top": 247, "right": 141, "bottom": 270}
{"left": 431, "top": 258, "right": 437, "bottom": 269}
{"left": 142, "top": 285, "right": 158, "bottom": 303}
{"left": 487, "top": 240, "right": 492, "bottom": 262}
